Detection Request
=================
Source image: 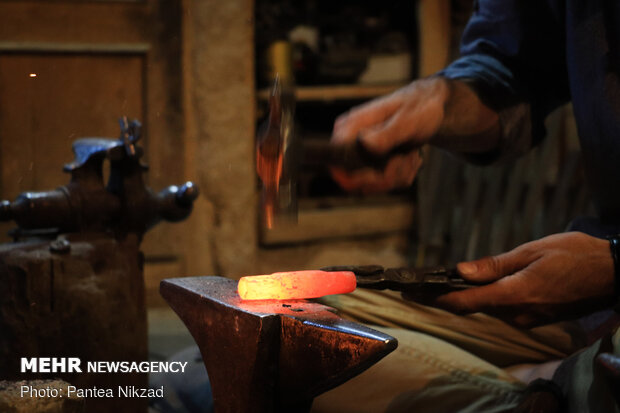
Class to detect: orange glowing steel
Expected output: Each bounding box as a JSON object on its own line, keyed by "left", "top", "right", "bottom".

{"left": 238, "top": 270, "right": 356, "bottom": 300}
{"left": 256, "top": 139, "right": 283, "bottom": 229}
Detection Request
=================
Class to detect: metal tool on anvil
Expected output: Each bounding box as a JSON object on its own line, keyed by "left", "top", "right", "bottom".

{"left": 237, "top": 266, "right": 482, "bottom": 301}
{"left": 256, "top": 77, "right": 417, "bottom": 228}
{"left": 322, "top": 264, "right": 480, "bottom": 295}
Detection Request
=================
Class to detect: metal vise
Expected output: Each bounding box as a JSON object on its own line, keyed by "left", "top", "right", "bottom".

{"left": 0, "top": 118, "right": 198, "bottom": 413}
{"left": 0, "top": 117, "right": 198, "bottom": 239}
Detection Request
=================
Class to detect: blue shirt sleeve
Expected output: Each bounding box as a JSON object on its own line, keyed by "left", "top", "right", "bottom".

{"left": 439, "top": 0, "right": 570, "bottom": 161}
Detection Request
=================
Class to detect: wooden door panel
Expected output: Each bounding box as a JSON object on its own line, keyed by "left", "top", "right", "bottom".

{"left": 0, "top": 2, "right": 153, "bottom": 44}
{"left": 0, "top": 1, "right": 200, "bottom": 287}
{"left": 0, "top": 53, "right": 144, "bottom": 195}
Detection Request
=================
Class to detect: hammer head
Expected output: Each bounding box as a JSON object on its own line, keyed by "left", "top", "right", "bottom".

{"left": 256, "top": 78, "right": 421, "bottom": 231}
{"left": 256, "top": 76, "right": 299, "bottom": 229}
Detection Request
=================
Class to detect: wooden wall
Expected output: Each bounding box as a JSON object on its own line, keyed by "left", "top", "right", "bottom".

{"left": 1, "top": 0, "right": 452, "bottom": 306}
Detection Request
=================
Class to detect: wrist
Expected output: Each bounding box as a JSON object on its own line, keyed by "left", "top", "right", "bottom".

{"left": 606, "top": 234, "right": 620, "bottom": 311}
{"left": 431, "top": 78, "right": 501, "bottom": 153}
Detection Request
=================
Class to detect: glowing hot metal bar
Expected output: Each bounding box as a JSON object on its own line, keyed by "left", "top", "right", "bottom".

{"left": 238, "top": 270, "right": 356, "bottom": 300}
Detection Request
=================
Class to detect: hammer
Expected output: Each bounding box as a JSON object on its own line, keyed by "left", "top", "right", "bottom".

{"left": 256, "top": 77, "right": 418, "bottom": 229}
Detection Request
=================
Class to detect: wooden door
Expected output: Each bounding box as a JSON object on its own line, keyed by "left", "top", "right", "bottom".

{"left": 0, "top": 1, "right": 206, "bottom": 304}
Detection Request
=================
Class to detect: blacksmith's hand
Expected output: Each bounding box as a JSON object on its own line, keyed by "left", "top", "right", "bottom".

{"left": 329, "top": 78, "right": 448, "bottom": 194}
{"left": 432, "top": 232, "right": 616, "bottom": 327}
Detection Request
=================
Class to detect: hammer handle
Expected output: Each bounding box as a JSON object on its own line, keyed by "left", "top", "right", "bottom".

{"left": 302, "top": 139, "right": 417, "bottom": 171}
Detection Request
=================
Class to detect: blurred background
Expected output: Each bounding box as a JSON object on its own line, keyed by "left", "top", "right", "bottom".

{"left": 0, "top": 0, "right": 591, "bottom": 365}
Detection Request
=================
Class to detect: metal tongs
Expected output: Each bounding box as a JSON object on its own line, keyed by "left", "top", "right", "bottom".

{"left": 322, "top": 265, "right": 480, "bottom": 295}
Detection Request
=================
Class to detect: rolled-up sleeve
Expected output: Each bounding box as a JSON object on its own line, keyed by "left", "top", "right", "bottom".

{"left": 439, "top": 0, "right": 570, "bottom": 162}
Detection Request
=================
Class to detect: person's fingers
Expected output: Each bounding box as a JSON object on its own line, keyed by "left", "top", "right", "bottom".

{"left": 403, "top": 151, "right": 424, "bottom": 183}
{"left": 456, "top": 245, "right": 538, "bottom": 283}
{"left": 329, "top": 167, "right": 385, "bottom": 194}
{"left": 355, "top": 169, "right": 394, "bottom": 195}
{"left": 332, "top": 96, "right": 403, "bottom": 145}
{"left": 407, "top": 151, "right": 424, "bottom": 182}
{"left": 357, "top": 96, "right": 443, "bottom": 154}
{"left": 357, "top": 112, "right": 412, "bottom": 154}
{"left": 330, "top": 152, "right": 422, "bottom": 194}
{"left": 329, "top": 167, "right": 364, "bottom": 192}
{"left": 432, "top": 277, "right": 521, "bottom": 314}
{"left": 383, "top": 151, "right": 423, "bottom": 188}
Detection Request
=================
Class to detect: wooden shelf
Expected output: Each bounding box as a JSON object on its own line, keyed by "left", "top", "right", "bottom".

{"left": 257, "top": 83, "right": 407, "bottom": 102}
{"left": 260, "top": 201, "right": 415, "bottom": 245}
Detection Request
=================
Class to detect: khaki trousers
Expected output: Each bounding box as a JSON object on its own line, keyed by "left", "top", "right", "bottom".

{"left": 312, "top": 289, "right": 588, "bottom": 413}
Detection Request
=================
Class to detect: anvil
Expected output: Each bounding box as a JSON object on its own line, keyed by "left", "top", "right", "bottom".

{"left": 160, "top": 276, "right": 397, "bottom": 413}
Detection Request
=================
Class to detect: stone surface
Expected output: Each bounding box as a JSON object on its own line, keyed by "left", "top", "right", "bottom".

{"left": 0, "top": 380, "right": 82, "bottom": 413}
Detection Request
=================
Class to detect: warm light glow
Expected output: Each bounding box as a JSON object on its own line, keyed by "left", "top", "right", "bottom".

{"left": 29, "top": 73, "right": 37, "bottom": 78}
{"left": 238, "top": 270, "right": 356, "bottom": 300}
